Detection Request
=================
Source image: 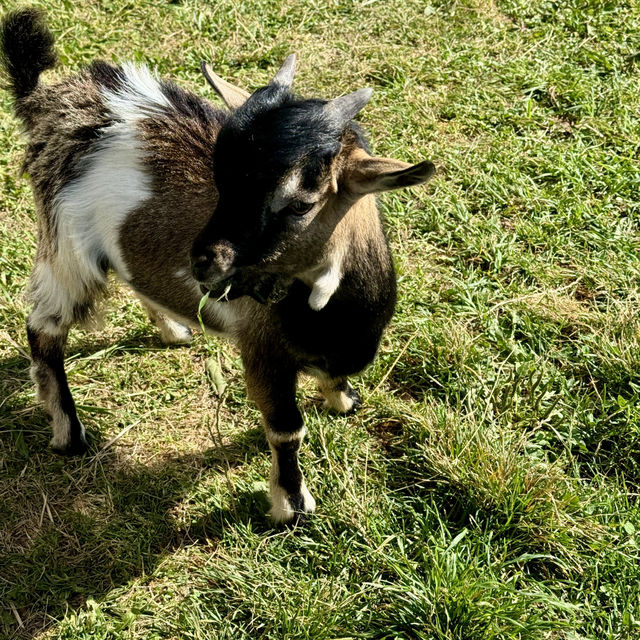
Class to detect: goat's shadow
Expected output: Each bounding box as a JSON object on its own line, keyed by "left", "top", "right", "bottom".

{"left": 0, "top": 334, "right": 269, "bottom": 640}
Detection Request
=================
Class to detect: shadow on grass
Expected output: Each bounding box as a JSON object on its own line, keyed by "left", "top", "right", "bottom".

{"left": 0, "top": 346, "right": 267, "bottom": 640}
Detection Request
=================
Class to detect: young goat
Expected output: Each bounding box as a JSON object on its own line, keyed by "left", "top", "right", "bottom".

{"left": 1, "top": 9, "right": 434, "bottom": 523}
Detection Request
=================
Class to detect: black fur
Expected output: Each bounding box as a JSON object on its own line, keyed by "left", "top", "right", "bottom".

{"left": 27, "top": 326, "right": 88, "bottom": 456}
{"left": 160, "top": 79, "right": 224, "bottom": 122}
{"left": 275, "top": 256, "right": 396, "bottom": 378}
{"left": 88, "top": 60, "right": 125, "bottom": 92}
{"left": 0, "top": 8, "right": 56, "bottom": 101}
{"left": 214, "top": 89, "right": 341, "bottom": 207}
{"left": 191, "top": 85, "right": 371, "bottom": 277}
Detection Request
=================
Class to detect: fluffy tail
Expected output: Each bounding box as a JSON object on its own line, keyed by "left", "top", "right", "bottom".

{"left": 0, "top": 7, "right": 56, "bottom": 101}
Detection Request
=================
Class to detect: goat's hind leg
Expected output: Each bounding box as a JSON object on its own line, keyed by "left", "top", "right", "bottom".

{"left": 316, "top": 373, "right": 362, "bottom": 414}
{"left": 27, "top": 263, "right": 97, "bottom": 455}
{"left": 28, "top": 323, "right": 87, "bottom": 455}
{"left": 138, "top": 297, "right": 192, "bottom": 345}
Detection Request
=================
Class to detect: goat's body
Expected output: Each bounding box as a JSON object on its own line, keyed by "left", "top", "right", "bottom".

{"left": 24, "top": 59, "right": 395, "bottom": 365}
{"left": 24, "top": 62, "right": 235, "bottom": 336}
{"left": 3, "top": 8, "right": 431, "bottom": 524}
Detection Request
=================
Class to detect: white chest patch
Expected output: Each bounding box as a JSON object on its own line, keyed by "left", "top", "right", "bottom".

{"left": 306, "top": 244, "right": 346, "bottom": 311}
{"left": 308, "top": 265, "right": 342, "bottom": 310}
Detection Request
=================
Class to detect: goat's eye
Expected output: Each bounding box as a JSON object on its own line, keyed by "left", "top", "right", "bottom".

{"left": 285, "top": 200, "right": 314, "bottom": 216}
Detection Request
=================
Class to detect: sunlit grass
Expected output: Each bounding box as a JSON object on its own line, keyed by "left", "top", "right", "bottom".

{"left": 1, "top": 0, "right": 640, "bottom": 638}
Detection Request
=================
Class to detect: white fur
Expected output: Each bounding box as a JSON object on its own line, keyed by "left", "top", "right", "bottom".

{"left": 271, "top": 169, "right": 317, "bottom": 212}
{"left": 307, "top": 241, "right": 346, "bottom": 310}
{"left": 139, "top": 297, "right": 192, "bottom": 345}
{"left": 270, "top": 481, "right": 316, "bottom": 523}
{"left": 28, "top": 261, "right": 90, "bottom": 335}
{"left": 323, "top": 389, "right": 354, "bottom": 413}
{"left": 103, "top": 63, "right": 171, "bottom": 123}
{"left": 312, "top": 371, "right": 356, "bottom": 413}
{"left": 53, "top": 122, "right": 151, "bottom": 284}
{"left": 49, "top": 414, "right": 85, "bottom": 451}
{"left": 308, "top": 264, "right": 342, "bottom": 310}
{"left": 155, "top": 317, "right": 193, "bottom": 345}
{"left": 265, "top": 425, "right": 306, "bottom": 445}
{"left": 271, "top": 170, "right": 302, "bottom": 212}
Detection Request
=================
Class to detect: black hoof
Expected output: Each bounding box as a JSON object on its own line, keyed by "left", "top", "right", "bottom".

{"left": 344, "top": 386, "right": 362, "bottom": 415}
{"left": 51, "top": 437, "right": 88, "bottom": 457}
{"left": 285, "top": 512, "right": 309, "bottom": 529}
{"left": 287, "top": 493, "right": 311, "bottom": 527}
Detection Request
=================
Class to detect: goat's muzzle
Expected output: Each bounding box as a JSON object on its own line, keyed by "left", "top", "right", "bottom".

{"left": 190, "top": 239, "right": 237, "bottom": 285}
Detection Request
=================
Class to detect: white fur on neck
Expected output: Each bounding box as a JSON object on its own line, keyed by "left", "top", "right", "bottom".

{"left": 308, "top": 266, "right": 342, "bottom": 310}
{"left": 306, "top": 245, "right": 346, "bottom": 311}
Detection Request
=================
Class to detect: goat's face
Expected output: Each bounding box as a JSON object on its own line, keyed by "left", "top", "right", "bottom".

{"left": 190, "top": 56, "right": 434, "bottom": 301}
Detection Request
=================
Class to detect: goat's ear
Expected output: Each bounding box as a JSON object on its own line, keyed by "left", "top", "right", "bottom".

{"left": 201, "top": 62, "right": 250, "bottom": 110}
{"left": 343, "top": 153, "right": 435, "bottom": 195}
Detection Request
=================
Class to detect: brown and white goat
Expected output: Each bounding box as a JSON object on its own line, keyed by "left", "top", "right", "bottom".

{"left": 1, "top": 9, "right": 434, "bottom": 523}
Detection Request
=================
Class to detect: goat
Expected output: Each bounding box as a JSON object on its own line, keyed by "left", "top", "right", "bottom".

{"left": 1, "top": 8, "right": 435, "bottom": 524}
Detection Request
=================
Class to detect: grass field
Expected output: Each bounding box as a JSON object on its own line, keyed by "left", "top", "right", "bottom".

{"left": 1, "top": 0, "right": 640, "bottom": 638}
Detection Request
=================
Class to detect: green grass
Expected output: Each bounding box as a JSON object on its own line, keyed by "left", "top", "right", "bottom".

{"left": 1, "top": 0, "right": 640, "bottom": 638}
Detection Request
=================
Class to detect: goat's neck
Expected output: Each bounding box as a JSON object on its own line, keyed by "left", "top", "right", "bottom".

{"left": 302, "top": 194, "right": 385, "bottom": 311}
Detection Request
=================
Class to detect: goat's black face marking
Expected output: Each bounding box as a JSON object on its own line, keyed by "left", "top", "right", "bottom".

{"left": 214, "top": 86, "right": 340, "bottom": 207}
{"left": 190, "top": 84, "right": 344, "bottom": 285}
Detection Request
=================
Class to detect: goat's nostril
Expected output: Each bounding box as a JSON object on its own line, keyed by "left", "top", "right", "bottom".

{"left": 191, "top": 252, "right": 213, "bottom": 280}
{"left": 193, "top": 254, "right": 210, "bottom": 267}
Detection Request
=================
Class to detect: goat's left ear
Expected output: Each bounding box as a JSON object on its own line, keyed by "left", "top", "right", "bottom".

{"left": 201, "top": 62, "right": 250, "bottom": 110}
{"left": 344, "top": 153, "right": 436, "bottom": 195}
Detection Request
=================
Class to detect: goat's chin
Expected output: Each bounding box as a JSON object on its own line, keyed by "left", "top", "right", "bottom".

{"left": 199, "top": 275, "right": 238, "bottom": 301}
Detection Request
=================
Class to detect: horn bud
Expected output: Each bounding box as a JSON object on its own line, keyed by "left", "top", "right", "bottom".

{"left": 271, "top": 54, "right": 296, "bottom": 88}
{"left": 325, "top": 87, "right": 373, "bottom": 124}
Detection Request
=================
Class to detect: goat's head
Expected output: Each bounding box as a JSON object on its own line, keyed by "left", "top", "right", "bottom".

{"left": 190, "top": 55, "right": 435, "bottom": 302}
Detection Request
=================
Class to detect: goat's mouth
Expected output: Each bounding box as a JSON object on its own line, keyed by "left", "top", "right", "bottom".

{"left": 199, "top": 275, "right": 236, "bottom": 300}
{"left": 199, "top": 270, "right": 293, "bottom": 305}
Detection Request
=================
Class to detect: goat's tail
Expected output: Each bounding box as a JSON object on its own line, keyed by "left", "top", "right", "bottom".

{"left": 0, "top": 7, "right": 56, "bottom": 102}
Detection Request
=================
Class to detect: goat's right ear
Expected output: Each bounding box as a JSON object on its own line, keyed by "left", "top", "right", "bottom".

{"left": 343, "top": 151, "right": 436, "bottom": 195}
{"left": 201, "top": 62, "right": 250, "bottom": 110}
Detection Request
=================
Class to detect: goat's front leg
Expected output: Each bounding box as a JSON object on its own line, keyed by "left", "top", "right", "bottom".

{"left": 244, "top": 357, "right": 315, "bottom": 524}
{"left": 27, "top": 321, "right": 87, "bottom": 455}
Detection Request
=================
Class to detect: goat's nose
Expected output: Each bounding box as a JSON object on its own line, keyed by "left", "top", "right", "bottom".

{"left": 191, "top": 250, "right": 214, "bottom": 281}
{"left": 191, "top": 241, "right": 237, "bottom": 282}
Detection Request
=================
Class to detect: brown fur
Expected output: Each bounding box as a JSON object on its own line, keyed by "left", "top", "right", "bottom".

{"left": 20, "top": 74, "right": 112, "bottom": 246}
